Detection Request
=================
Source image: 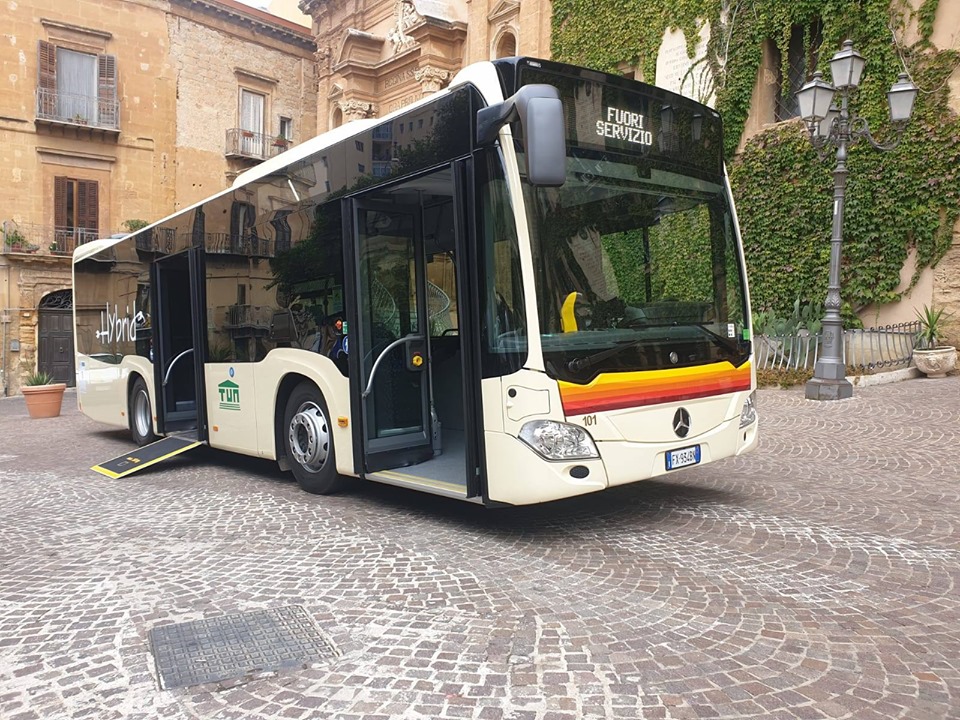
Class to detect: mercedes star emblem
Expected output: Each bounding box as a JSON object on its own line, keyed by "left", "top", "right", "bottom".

{"left": 673, "top": 407, "right": 691, "bottom": 438}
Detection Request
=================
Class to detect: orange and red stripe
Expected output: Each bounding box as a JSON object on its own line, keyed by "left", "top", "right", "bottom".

{"left": 559, "top": 361, "right": 752, "bottom": 416}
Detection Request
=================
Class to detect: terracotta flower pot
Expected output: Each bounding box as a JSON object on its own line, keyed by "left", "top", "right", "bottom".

{"left": 22, "top": 383, "right": 67, "bottom": 418}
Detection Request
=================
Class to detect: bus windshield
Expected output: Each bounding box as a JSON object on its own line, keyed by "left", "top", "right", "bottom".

{"left": 516, "top": 67, "right": 750, "bottom": 384}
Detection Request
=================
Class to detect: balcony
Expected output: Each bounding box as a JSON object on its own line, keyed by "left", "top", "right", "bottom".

{"left": 223, "top": 304, "right": 272, "bottom": 329}
{"left": 1, "top": 222, "right": 104, "bottom": 258}
{"left": 35, "top": 88, "right": 119, "bottom": 132}
{"left": 216, "top": 304, "right": 272, "bottom": 340}
{"left": 225, "top": 129, "right": 293, "bottom": 162}
{"left": 131, "top": 229, "right": 277, "bottom": 258}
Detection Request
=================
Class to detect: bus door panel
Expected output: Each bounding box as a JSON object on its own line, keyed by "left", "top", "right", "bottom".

{"left": 349, "top": 200, "right": 432, "bottom": 473}
{"left": 150, "top": 247, "right": 208, "bottom": 439}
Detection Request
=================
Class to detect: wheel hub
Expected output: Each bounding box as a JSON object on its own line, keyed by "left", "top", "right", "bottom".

{"left": 288, "top": 401, "right": 329, "bottom": 473}
{"left": 134, "top": 390, "right": 150, "bottom": 437}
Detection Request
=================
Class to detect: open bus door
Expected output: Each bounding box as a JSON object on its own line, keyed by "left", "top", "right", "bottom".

{"left": 150, "top": 247, "right": 208, "bottom": 440}
{"left": 347, "top": 200, "right": 433, "bottom": 473}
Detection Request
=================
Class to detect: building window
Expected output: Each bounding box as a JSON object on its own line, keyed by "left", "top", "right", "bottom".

{"left": 495, "top": 31, "right": 517, "bottom": 60}
{"left": 230, "top": 201, "right": 257, "bottom": 254}
{"left": 271, "top": 209, "right": 292, "bottom": 253}
{"left": 775, "top": 22, "right": 823, "bottom": 122}
{"left": 355, "top": 140, "right": 364, "bottom": 152}
{"left": 239, "top": 89, "right": 265, "bottom": 155}
{"left": 37, "top": 41, "right": 118, "bottom": 128}
{"left": 279, "top": 117, "right": 292, "bottom": 140}
{"left": 54, "top": 177, "right": 99, "bottom": 248}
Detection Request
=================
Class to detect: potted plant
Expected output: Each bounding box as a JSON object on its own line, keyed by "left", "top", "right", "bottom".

{"left": 123, "top": 219, "right": 149, "bottom": 233}
{"left": 4, "top": 227, "right": 26, "bottom": 252}
{"left": 22, "top": 370, "right": 67, "bottom": 418}
{"left": 272, "top": 135, "right": 289, "bottom": 148}
{"left": 913, "top": 304, "right": 957, "bottom": 378}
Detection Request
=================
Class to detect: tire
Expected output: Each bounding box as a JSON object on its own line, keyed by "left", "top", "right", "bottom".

{"left": 129, "top": 376, "right": 158, "bottom": 446}
{"left": 283, "top": 382, "right": 346, "bottom": 495}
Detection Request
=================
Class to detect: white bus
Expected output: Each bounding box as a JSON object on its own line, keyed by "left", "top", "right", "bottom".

{"left": 73, "top": 57, "right": 757, "bottom": 506}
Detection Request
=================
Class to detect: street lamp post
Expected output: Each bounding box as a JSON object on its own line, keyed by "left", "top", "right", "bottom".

{"left": 796, "top": 40, "right": 918, "bottom": 401}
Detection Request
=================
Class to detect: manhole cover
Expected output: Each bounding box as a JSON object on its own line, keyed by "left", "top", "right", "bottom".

{"left": 149, "top": 605, "right": 338, "bottom": 689}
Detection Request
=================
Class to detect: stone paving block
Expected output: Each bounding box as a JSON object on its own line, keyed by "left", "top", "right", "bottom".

{"left": 1, "top": 379, "right": 960, "bottom": 718}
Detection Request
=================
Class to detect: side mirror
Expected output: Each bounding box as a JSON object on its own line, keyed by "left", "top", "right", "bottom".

{"left": 477, "top": 84, "right": 566, "bottom": 187}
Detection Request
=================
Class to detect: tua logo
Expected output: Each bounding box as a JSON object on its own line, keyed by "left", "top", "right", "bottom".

{"left": 218, "top": 380, "right": 240, "bottom": 411}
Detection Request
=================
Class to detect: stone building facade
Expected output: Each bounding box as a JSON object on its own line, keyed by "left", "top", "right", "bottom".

{"left": 301, "top": 0, "right": 550, "bottom": 133}
{"left": 0, "top": 0, "right": 316, "bottom": 395}
{"left": 299, "top": 0, "right": 959, "bottom": 332}
{"left": 1, "top": 0, "right": 956, "bottom": 396}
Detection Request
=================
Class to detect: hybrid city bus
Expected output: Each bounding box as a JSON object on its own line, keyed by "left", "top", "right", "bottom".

{"left": 73, "top": 57, "right": 758, "bottom": 506}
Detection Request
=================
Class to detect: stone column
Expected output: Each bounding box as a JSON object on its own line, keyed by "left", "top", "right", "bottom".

{"left": 338, "top": 99, "right": 376, "bottom": 121}
{"left": 414, "top": 66, "right": 450, "bottom": 96}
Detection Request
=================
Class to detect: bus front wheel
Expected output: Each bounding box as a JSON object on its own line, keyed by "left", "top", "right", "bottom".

{"left": 283, "top": 382, "right": 346, "bottom": 495}
{"left": 129, "top": 376, "right": 158, "bottom": 446}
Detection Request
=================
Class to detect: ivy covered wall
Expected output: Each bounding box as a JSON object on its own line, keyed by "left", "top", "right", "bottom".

{"left": 551, "top": 0, "right": 960, "bottom": 324}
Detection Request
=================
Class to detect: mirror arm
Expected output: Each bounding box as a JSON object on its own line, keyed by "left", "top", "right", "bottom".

{"left": 475, "top": 84, "right": 561, "bottom": 146}
{"left": 477, "top": 102, "right": 517, "bottom": 146}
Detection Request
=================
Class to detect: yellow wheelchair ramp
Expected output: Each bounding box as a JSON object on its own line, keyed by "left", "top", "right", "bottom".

{"left": 92, "top": 433, "right": 202, "bottom": 479}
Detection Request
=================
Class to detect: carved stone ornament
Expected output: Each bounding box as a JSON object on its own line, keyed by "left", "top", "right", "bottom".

{"left": 913, "top": 346, "right": 957, "bottom": 378}
{"left": 414, "top": 66, "right": 450, "bottom": 94}
{"left": 387, "top": 0, "right": 421, "bottom": 55}
{"left": 338, "top": 99, "right": 376, "bottom": 121}
{"left": 315, "top": 46, "right": 331, "bottom": 70}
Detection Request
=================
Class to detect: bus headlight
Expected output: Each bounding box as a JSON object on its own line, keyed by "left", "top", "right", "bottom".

{"left": 739, "top": 391, "right": 757, "bottom": 428}
{"left": 519, "top": 420, "right": 600, "bottom": 461}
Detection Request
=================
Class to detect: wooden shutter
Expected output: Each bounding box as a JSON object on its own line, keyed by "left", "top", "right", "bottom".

{"left": 54, "top": 177, "right": 68, "bottom": 228}
{"left": 97, "top": 53, "right": 117, "bottom": 127}
{"left": 38, "top": 41, "right": 57, "bottom": 116}
{"left": 77, "top": 180, "right": 99, "bottom": 235}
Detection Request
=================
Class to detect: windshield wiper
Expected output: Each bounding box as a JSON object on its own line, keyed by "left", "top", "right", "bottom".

{"left": 566, "top": 324, "right": 745, "bottom": 374}
{"left": 567, "top": 339, "right": 643, "bottom": 373}
{"left": 687, "top": 323, "right": 743, "bottom": 355}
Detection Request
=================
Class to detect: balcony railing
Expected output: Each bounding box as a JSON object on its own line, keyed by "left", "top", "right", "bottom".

{"left": 132, "top": 229, "right": 277, "bottom": 258}
{"left": 1, "top": 222, "right": 106, "bottom": 257}
{"left": 35, "top": 88, "right": 119, "bottom": 130}
{"left": 225, "top": 129, "right": 293, "bottom": 161}
{"left": 221, "top": 304, "right": 272, "bottom": 330}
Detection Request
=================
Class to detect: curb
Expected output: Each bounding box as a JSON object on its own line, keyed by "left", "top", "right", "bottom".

{"left": 849, "top": 366, "right": 921, "bottom": 387}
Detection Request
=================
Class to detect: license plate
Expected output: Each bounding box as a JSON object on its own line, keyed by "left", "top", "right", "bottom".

{"left": 666, "top": 444, "right": 701, "bottom": 470}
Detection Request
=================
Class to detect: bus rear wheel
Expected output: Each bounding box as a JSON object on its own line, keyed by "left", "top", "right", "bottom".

{"left": 129, "top": 376, "right": 157, "bottom": 446}
{"left": 283, "top": 382, "right": 346, "bottom": 495}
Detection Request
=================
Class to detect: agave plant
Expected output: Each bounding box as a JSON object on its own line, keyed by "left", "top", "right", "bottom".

{"left": 24, "top": 370, "right": 56, "bottom": 386}
{"left": 915, "top": 304, "right": 954, "bottom": 350}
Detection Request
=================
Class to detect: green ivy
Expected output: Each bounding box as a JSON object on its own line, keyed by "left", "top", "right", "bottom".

{"left": 551, "top": 0, "right": 960, "bottom": 320}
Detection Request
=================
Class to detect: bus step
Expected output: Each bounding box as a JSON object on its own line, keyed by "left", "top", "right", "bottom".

{"left": 91, "top": 433, "right": 202, "bottom": 479}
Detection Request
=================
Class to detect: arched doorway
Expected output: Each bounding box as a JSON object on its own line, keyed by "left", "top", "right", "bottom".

{"left": 38, "top": 289, "right": 75, "bottom": 386}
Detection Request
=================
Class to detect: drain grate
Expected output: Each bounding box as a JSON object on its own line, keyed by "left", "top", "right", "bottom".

{"left": 149, "top": 605, "right": 338, "bottom": 689}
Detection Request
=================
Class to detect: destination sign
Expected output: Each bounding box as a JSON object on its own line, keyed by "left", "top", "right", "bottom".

{"left": 595, "top": 107, "right": 653, "bottom": 146}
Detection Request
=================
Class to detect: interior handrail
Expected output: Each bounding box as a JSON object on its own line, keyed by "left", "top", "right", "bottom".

{"left": 163, "top": 348, "right": 194, "bottom": 387}
{"left": 362, "top": 334, "right": 422, "bottom": 398}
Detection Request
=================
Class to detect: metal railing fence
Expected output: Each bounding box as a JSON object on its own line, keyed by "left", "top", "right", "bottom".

{"left": 1, "top": 222, "right": 104, "bottom": 257}
{"left": 225, "top": 128, "right": 293, "bottom": 161}
{"left": 756, "top": 321, "right": 920, "bottom": 372}
{"left": 36, "top": 88, "right": 119, "bottom": 129}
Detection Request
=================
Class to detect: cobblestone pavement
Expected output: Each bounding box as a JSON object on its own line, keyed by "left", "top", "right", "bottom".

{"left": 1, "top": 377, "right": 958, "bottom": 720}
